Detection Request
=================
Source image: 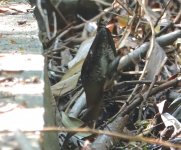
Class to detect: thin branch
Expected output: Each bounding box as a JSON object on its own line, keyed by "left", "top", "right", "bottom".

{"left": 1, "top": 127, "right": 181, "bottom": 149}
{"left": 143, "top": 0, "right": 172, "bottom": 41}
{"left": 91, "top": 0, "right": 112, "bottom": 6}
{"left": 138, "top": 57, "right": 167, "bottom": 120}
{"left": 114, "top": 80, "right": 166, "bottom": 87}
{"left": 45, "top": 6, "right": 113, "bottom": 48}
{"left": 113, "top": 0, "right": 132, "bottom": 15}
{"left": 36, "top": 0, "right": 51, "bottom": 39}
{"left": 136, "top": 0, "right": 156, "bottom": 82}
{"left": 52, "top": 11, "right": 57, "bottom": 38}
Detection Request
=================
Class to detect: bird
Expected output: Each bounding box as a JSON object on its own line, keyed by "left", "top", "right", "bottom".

{"left": 61, "top": 19, "right": 120, "bottom": 149}
{"left": 80, "top": 19, "right": 118, "bottom": 127}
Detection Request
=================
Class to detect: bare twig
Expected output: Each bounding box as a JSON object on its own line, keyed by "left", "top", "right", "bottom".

{"left": 120, "top": 77, "right": 181, "bottom": 117}
{"left": 52, "top": 11, "right": 57, "bottom": 38}
{"left": 91, "top": 0, "right": 112, "bottom": 6}
{"left": 113, "top": 0, "right": 132, "bottom": 15}
{"left": 114, "top": 80, "right": 166, "bottom": 87}
{"left": 113, "top": 30, "right": 181, "bottom": 121}
{"left": 143, "top": 57, "right": 168, "bottom": 100}
{"left": 1, "top": 127, "right": 181, "bottom": 149}
{"left": 144, "top": 0, "right": 172, "bottom": 41}
{"left": 136, "top": 0, "right": 156, "bottom": 86}
{"left": 138, "top": 57, "right": 167, "bottom": 120}
{"left": 37, "top": 0, "right": 51, "bottom": 39}
{"left": 118, "top": 0, "right": 156, "bottom": 115}
{"left": 45, "top": 6, "right": 113, "bottom": 48}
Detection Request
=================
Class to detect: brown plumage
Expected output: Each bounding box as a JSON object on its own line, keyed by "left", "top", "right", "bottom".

{"left": 62, "top": 21, "right": 120, "bottom": 149}
{"left": 81, "top": 20, "right": 117, "bottom": 125}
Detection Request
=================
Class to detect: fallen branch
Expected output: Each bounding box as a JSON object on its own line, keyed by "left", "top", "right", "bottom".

{"left": 117, "top": 30, "right": 181, "bottom": 71}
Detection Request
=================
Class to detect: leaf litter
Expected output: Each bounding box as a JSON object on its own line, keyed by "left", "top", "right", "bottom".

{"left": 34, "top": 0, "right": 181, "bottom": 149}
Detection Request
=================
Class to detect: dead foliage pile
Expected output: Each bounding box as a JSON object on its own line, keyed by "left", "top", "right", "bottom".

{"left": 33, "top": 0, "right": 181, "bottom": 149}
